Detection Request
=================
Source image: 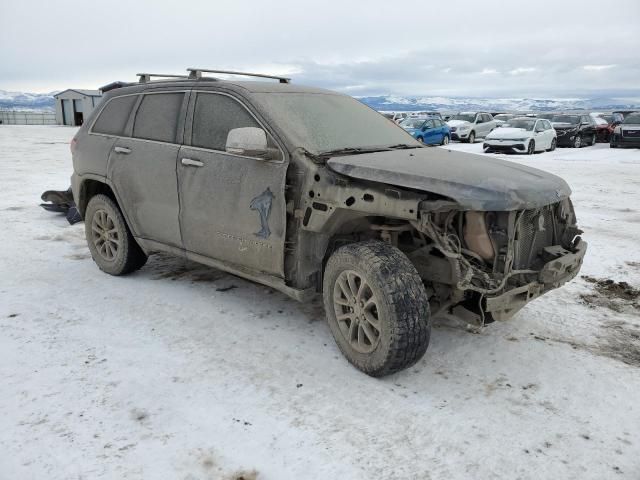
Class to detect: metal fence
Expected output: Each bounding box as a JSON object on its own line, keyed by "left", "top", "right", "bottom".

{"left": 0, "top": 110, "right": 57, "bottom": 125}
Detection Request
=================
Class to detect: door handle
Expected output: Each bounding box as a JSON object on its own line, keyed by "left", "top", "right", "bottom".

{"left": 181, "top": 158, "right": 204, "bottom": 167}
{"left": 114, "top": 146, "right": 131, "bottom": 154}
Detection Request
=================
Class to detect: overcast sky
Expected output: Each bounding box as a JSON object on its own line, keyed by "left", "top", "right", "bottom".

{"left": 1, "top": 0, "right": 639, "bottom": 98}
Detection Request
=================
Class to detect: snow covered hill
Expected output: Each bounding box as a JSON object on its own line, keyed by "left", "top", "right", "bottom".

{"left": 0, "top": 90, "right": 56, "bottom": 110}
{"left": 358, "top": 95, "right": 640, "bottom": 112}
{"left": 2, "top": 87, "right": 639, "bottom": 113}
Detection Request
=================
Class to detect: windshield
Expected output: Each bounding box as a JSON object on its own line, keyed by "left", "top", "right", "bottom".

{"left": 537, "top": 114, "right": 555, "bottom": 120}
{"left": 451, "top": 113, "right": 476, "bottom": 122}
{"left": 552, "top": 115, "right": 580, "bottom": 124}
{"left": 400, "top": 118, "right": 427, "bottom": 129}
{"left": 252, "top": 93, "right": 420, "bottom": 155}
{"left": 623, "top": 113, "right": 640, "bottom": 124}
{"left": 503, "top": 119, "right": 536, "bottom": 130}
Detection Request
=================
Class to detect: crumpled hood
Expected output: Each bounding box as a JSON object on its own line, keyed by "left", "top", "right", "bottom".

{"left": 486, "top": 127, "right": 531, "bottom": 140}
{"left": 327, "top": 147, "right": 571, "bottom": 211}
{"left": 446, "top": 120, "right": 471, "bottom": 128}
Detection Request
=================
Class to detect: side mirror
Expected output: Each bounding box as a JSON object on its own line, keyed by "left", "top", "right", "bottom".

{"left": 226, "top": 127, "right": 273, "bottom": 159}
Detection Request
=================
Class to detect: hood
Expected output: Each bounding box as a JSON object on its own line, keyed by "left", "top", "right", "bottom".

{"left": 446, "top": 120, "right": 471, "bottom": 128}
{"left": 486, "top": 127, "right": 532, "bottom": 140}
{"left": 552, "top": 122, "right": 578, "bottom": 129}
{"left": 327, "top": 148, "right": 571, "bottom": 211}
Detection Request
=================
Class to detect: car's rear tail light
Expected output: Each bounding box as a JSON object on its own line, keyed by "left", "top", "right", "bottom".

{"left": 70, "top": 138, "right": 77, "bottom": 153}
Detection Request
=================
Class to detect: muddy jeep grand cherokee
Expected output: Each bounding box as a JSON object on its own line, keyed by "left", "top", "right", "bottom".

{"left": 71, "top": 69, "right": 587, "bottom": 376}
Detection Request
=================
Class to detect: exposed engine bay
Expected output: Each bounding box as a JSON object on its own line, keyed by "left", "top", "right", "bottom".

{"left": 371, "top": 198, "right": 586, "bottom": 325}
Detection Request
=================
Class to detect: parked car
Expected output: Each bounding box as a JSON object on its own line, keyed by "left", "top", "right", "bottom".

{"left": 483, "top": 117, "right": 556, "bottom": 154}
{"left": 70, "top": 68, "right": 586, "bottom": 377}
{"left": 610, "top": 112, "right": 640, "bottom": 149}
{"left": 536, "top": 113, "right": 556, "bottom": 120}
{"left": 551, "top": 114, "right": 597, "bottom": 148}
{"left": 447, "top": 112, "right": 497, "bottom": 143}
{"left": 493, "top": 113, "right": 517, "bottom": 127}
{"left": 399, "top": 117, "right": 450, "bottom": 145}
{"left": 381, "top": 112, "right": 408, "bottom": 123}
{"left": 592, "top": 112, "right": 624, "bottom": 142}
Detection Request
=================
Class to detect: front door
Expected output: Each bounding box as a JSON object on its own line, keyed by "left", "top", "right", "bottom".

{"left": 178, "top": 91, "right": 288, "bottom": 277}
{"left": 107, "top": 91, "right": 188, "bottom": 248}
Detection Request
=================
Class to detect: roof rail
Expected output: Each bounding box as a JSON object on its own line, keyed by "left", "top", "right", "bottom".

{"left": 187, "top": 68, "right": 291, "bottom": 84}
{"left": 136, "top": 73, "right": 191, "bottom": 83}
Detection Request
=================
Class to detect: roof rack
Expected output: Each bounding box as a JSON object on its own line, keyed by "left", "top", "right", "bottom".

{"left": 187, "top": 68, "right": 291, "bottom": 84}
{"left": 136, "top": 73, "right": 190, "bottom": 83}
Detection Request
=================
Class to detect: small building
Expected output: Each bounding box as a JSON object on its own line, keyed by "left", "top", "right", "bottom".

{"left": 54, "top": 89, "right": 102, "bottom": 126}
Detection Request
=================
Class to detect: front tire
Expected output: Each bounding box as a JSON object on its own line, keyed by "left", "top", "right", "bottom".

{"left": 84, "top": 194, "right": 147, "bottom": 275}
{"left": 467, "top": 131, "right": 476, "bottom": 144}
{"left": 548, "top": 138, "right": 557, "bottom": 152}
{"left": 527, "top": 140, "right": 535, "bottom": 155}
{"left": 573, "top": 135, "right": 582, "bottom": 148}
{"left": 323, "top": 240, "right": 431, "bottom": 377}
{"left": 590, "top": 134, "right": 596, "bottom": 146}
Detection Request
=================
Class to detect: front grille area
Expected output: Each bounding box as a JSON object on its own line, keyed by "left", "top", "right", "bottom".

{"left": 513, "top": 207, "right": 555, "bottom": 269}
{"left": 623, "top": 129, "right": 640, "bottom": 137}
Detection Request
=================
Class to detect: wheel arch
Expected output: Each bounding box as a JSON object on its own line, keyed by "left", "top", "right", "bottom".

{"left": 77, "top": 178, "right": 116, "bottom": 217}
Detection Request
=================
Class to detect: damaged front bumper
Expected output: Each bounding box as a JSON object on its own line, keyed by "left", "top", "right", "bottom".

{"left": 485, "top": 240, "right": 587, "bottom": 320}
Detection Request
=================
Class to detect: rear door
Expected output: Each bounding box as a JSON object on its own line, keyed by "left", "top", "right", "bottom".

{"left": 177, "top": 91, "right": 288, "bottom": 276}
{"left": 107, "top": 91, "right": 188, "bottom": 248}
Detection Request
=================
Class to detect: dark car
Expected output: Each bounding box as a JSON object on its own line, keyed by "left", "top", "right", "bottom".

{"left": 70, "top": 68, "right": 586, "bottom": 376}
{"left": 551, "top": 114, "right": 597, "bottom": 148}
{"left": 610, "top": 112, "right": 640, "bottom": 148}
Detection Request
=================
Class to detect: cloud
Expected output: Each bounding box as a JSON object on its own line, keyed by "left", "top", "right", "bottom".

{"left": 1, "top": 0, "right": 639, "bottom": 97}
{"left": 583, "top": 65, "right": 617, "bottom": 71}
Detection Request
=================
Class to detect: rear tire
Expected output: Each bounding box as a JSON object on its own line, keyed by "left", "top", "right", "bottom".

{"left": 441, "top": 135, "right": 450, "bottom": 146}
{"left": 417, "top": 136, "right": 424, "bottom": 143}
{"left": 84, "top": 194, "right": 147, "bottom": 276}
{"left": 590, "top": 134, "right": 596, "bottom": 146}
{"left": 467, "top": 131, "right": 476, "bottom": 144}
{"left": 323, "top": 240, "right": 431, "bottom": 377}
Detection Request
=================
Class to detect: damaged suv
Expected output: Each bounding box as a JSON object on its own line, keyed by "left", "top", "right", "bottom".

{"left": 71, "top": 69, "right": 587, "bottom": 376}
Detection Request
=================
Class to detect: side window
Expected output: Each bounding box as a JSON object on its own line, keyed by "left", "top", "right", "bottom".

{"left": 424, "top": 120, "right": 434, "bottom": 129}
{"left": 545, "top": 120, "right": 552, "bottom": 130}
{"left": 434, "top": 119, "right": 442, "bottom": 127}
{"left": 132, "top": 93, "right": 185, "bottom": 143}
{"left": 192, "top": 93, "right": 276, "bottom": 156}
{"left": 483, "top": 114, "right": 492, "bottom": 122}
{"left": 475, "top": 115, "right": 483, "bottom": 123}
{"left": 92, "top": 95, "right": 138, "bottom": 136}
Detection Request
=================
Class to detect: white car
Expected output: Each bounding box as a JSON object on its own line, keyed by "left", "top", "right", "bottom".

{"left": 483, "top": 117, "right": 557, "bottom": 154}
{"left": 447, "top": 112, "right": 497, "bottom": 143}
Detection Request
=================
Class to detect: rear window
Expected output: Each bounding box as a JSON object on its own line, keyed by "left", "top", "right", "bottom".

{"left": 92, "top": 95, "right": 138, "bottom": 136}
{"left": 132, "top": 93, "right": 185, "bottom": 143}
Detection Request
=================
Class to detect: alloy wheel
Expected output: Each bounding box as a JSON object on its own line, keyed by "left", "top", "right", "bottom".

{"left": 91, "top": 209, "right": 120, "bottom": 261}
{"left": 332, "top": 270, "right": 381, "bottom": 354}
{"left": 574, "top": 136, "right": 582, "bottom": 148}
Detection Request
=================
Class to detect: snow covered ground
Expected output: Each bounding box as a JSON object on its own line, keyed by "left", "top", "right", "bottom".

{"left": 1, "top": 125, "right": 639, "bottom": 480}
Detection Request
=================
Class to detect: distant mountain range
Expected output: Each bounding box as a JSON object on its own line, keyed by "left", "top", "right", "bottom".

{"left": 0, "top": 90, "right": 56, "bottom": 110}
{"left": 358, "top": 95, "right": 640, "bottom": 112}
{"left": 1, "top": 88, "right": 639, "bottom": 113}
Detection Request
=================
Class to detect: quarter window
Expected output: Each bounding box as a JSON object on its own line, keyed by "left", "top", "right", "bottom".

{"left": 132, "top": 93, "right": 185, "bottom": 143}
{"left": 92, "top": 95, "right": 139, "bottom": 136}
{"left": 192, "top": 93, "right": 262, "bottom": 152}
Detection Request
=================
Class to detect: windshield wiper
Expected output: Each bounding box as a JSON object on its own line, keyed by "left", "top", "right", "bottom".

{"left": 316, "top": 147, "right": 391, "bottom": 159}
{"left": 386, "top": 143, "right": 422, "bottom": 150}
